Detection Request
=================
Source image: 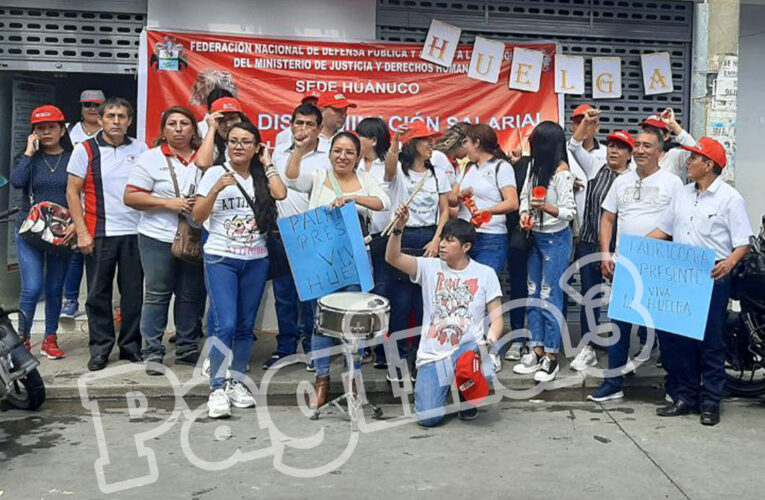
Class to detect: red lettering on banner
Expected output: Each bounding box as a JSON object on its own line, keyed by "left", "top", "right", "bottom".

{"left": 142, "top": 30, "right": 560, "bottom": 150}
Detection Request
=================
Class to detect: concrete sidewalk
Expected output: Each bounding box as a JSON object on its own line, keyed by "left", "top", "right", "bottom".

{"left": 20, "top": 314, "right": 667, "bottom": 401}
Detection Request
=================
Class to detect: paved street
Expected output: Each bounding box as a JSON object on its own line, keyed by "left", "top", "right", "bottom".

{"left": 1, "top": 396, "right": 763, "bottom": 499}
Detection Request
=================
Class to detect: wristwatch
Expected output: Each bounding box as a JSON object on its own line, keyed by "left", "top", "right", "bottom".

{"left": 391, "top": 228, "right": 403, "bottom": 235}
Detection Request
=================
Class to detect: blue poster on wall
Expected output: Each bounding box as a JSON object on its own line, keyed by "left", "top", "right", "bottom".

{"left": 607, "top": 234, "right": 715, "bottom": 340}
{"left": 277, "top": 202, "right": 373, "bottom": 301}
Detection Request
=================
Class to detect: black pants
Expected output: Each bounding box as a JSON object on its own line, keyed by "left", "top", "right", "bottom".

{"left": 85, "top": 235, "right": 144, "bottom": 358}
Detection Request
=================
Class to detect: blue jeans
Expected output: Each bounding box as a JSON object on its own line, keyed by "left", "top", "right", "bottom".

{"left": 470, "top": 232, "right": 508, "bottom": 276}
{"left": 659, "top": 275, "right": 730, "bottom": 409}
{"left": 414, "top": 341, "right": 479, "bottom": 427}
{"left": 204, "top": 255, "right": 269, "bottom": 390}
{"left": 576, "top": 240, "right": 604, "bottom": 343}
{"left": 527, "top": 227, "right": 572, "bottom": 354}
{"left": 507, "top": 236, "right": 529, "bottom": 337}
{"left": 138, "top": 235, "right": 205, "bottom": 358}
{"left": 272, "top": 272, "right": 314, "bottom": 356}
{"left": 601, "top": 321, "right": 661, "bottom": 392}
{"left": 389, "top": 226, "right": 435, "bottom": 361}
{"left": 14, "top": 229, "right": 72, "bottom": 339}
{"left": 63, "top": 250, "right": 84, "bottom": 301}
{"left": 312, "top": 283, "right": 362, "bottom": 377}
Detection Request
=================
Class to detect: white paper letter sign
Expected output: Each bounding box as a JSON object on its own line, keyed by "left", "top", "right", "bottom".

{"left": 554, "top": 54, "right": 584, "bottom": 94}
{"left": 592, "top": 57, "right": 622, "bottom": 99}
{"left": 420, "top": 20, "right": 461, "bottom": 68}
{"left": 641, "top": 52, "right": 674, "bottom": 95}
{"left": 509, "top": 48, "right": 543, "bottom": 92}
{"left": 468, "top": 36, "right": 504, "bottom": 84}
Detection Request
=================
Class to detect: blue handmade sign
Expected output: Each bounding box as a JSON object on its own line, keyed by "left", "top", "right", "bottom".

{"left": 277, "top": 202, "right": 373, "bottom": 301}
{"left": 607, "top": 234, "right": 715, "bottom": 340}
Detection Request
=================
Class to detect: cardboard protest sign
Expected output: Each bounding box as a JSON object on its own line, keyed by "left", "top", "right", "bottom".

{"left": 420, "top": 19, "right": 461, "bottom": 68}
{"left": 608, "top": 234, "right": 715, "bottom": 340}
{"left": 277, "top": 202, "right": 373, "bottom": 301}
{"left": 592, "top": 57, "right": 622, "bottom": 99}
{"left": 641, "top": 52, "right": 674, "bottom": 95}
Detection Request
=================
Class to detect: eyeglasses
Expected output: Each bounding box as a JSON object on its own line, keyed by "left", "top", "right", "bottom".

{"left": 227, "top": 139, "right": 256, "bottom": 148}
{"left": 82, "top": 102, "right": 100, "bottom": 109}
{"left": 633, "top": 178, "right": 643, "bottom": 201}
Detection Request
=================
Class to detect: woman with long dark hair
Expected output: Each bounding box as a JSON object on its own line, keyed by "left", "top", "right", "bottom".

{"left": 356, "top": 117, "right": 393, "bottom": 368}
{"left": 124, "top": 106, "right": 206, "bottom": 374}
{"left": 10, "top": 105, "right": 75, "bottom": 359}
{"left": 285, "top": 131, "right": 390, "bottom": 411}
{"left": 193, "top": 122, "right": 286, "bottom": 418}
{"left": 451, "top": 124, "right": 518, "bottom": 275}
{"left": 512, "top": 121, "right": 576, "bottom": 382}
{"left": 383, "top": 121, "right": 451, "bottom": 380}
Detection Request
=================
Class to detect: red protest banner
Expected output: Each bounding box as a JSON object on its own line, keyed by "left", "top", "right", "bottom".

{"left": 140, "top": 29, "right": 562, "bottom": 150}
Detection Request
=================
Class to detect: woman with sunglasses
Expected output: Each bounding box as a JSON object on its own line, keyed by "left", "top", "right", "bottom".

{"left": 10, "top": 105, "right": 75, "bottom": 359}
{"left": 451, "top": 123, "right": 518, "bottom": 276}
{"left": 285, "top": 131, "right": 390, "bottom": 411}
{"left": 124, "top": 106, "right": 206, "bottom": 374}
{"left": 193, "top": 122, "right": 286, "bottom": 419}
{"left": 512, "top": 121, "right": 576, "bottom": 383}
{"left": 383, "top": 121, "right": 451, "bottom": 380}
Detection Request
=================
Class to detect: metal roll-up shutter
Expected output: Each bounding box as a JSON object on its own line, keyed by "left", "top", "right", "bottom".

{"left": 0, "top": 2, "right": 146, "bottom": 74}
{"left": 376, "top": 0, "right": 694, "bottom": 138}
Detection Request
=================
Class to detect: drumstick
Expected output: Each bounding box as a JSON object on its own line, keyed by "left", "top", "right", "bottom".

{"left": 363, "top": 170, "right": 431, "bottom": 244}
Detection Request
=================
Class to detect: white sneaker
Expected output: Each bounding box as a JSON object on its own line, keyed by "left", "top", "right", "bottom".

{"left": 513, "top": 351, "right": 542, "bottom": 374}
{"left": 207, "top": 388, "right": 231, "bottom": 419}
{"left": 534, "top": 356, "right": 559, "bottom": 382}
{"left": 202, "top": 357, "right": 233, "bottom": 379}
{"left": 570, "top": 345, "right": 598, "bottom": 371}
{"left": 225, "top": 380, "right": 256, "bottom": 408}
{"left": 489, "top": 352, "right": 502, "bottom": 373}
{"left": 504, "top": 343, "right": 524, "bottom": 361}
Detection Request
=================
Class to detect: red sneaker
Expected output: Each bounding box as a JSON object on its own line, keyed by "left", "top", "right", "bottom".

{"left": 41, "top": 335, "right": 66, "bottom": 359}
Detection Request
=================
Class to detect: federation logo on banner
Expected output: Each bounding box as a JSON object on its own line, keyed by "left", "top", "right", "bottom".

{"left": 150, "top": 36, "right": 187, "bottom": 72}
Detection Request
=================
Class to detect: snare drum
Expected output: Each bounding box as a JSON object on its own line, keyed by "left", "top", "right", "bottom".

{"left": 316, "top": 292, "right": 390, "bottom": 341}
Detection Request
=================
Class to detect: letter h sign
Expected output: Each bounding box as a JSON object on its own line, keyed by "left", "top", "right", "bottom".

{"left": 420, "top": 19, "right": 461, "bottom": 68}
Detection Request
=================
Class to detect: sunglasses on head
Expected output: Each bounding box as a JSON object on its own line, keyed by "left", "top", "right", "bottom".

{"left": 82, "top": 102, "right": 100, "bottom": 109}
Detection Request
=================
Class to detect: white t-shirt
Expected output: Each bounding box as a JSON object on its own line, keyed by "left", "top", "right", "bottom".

{"left": 196, "top": 164, "right": 268, "bottom": 260}
{"left": 431, "top": 150, "right": 456, "bottom": 188}
{"left": 601, "top": 168, "right": 683, "bottom": 250}
{"left": 273, "top": 142, "right": 331, "bottom": 218}
{"left": 457, "top": 157, "right": 516, "bottom": 234}
{"left": 414, "top": 257, "right": 502, "bottom": 368}
{"left": 127, "top": 145, "right": 203, "bottom": 243}
{"left": 359, "top": 157, "right": 391, "bottom": 234}
{"left": 389, "top": 164, "right": 450, "bottom": 228}
{"left": 66, "top": 133, "right": 147, "bottom": 237}
{"left": 67, "top": 121, "right": 100, "bottom": 145}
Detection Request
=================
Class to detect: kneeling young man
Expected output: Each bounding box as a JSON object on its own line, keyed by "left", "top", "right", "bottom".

{"left": 386, "top": 205, "right": 503, "bottom": 427}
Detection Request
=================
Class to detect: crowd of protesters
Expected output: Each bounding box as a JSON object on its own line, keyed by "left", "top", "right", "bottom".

{"left": 9, "top": 87, "right": 752, "bottom": 427}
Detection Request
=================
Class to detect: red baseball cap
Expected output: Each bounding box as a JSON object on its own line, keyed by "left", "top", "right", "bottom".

{"left": 639, "top": 115, "right": 670, "bottom": 131}
{"left": 30, "top": 105, "right": 65, "bottom": 124}
{"left": 301, "top": 89, "right": 322, "bottom": 104}
{"left": 605, "top": 130, "right": 636, "bottom": 150}
{"left": 317, "top": 92, "right": 357, "bottom": 109}
{"left": 572, "top": 104, "right": 594, "bottom": 119}
{"left": 455, "top": 351, "right": 489, "bottom": 404}
{"left": 400, "top": 121, "right": 441, "bottom": 144}
{"left": 211, "top": 97, "right": 244, "bottom": 114}
{"left": 681, "top": 137, "right": 727, "bottom": 168}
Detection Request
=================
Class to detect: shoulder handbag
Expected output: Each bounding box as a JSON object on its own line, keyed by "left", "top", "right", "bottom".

{"left": 224, "top": 165, "right": 289, "bottom": 280}
{"left": 165, "top": 156, "right": 203, "bottom": 265}
{"left": 19, "top": 158, "right": 74, "bottom": 254}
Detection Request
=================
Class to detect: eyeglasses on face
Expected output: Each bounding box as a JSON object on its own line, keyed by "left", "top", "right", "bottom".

{"left": 227, "top": 139, "right": 256, "bottom": 148}
{"left": 82, "top": 102, "right": 100, "bottom": 109}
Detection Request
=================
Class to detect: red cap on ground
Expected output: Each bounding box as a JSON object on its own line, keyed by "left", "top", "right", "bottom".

{"left": 211, "top": 97, "right": 244, "bottom": 114}
{"left": 30, "top": 105, "right": 65, "bottom": 124}
{"left": 455, "top": 351, "right": 489, "bottom": 404}
{"left": 605, "top": 130, "right": 636, "bottom": 150}
{"left": 572, "top": 104, "right": 593, "bottom": 118}
{"left": 400, "top": 121, "right": 441, "bottom": 144}
{"left": 317, "top": 92, "right": 357, "bottom": 109}
{"left": 639, "top": 115, "right": 670, "bottom": 131}
{"left": 681, "top": 137, "right": 727, "bottom": 168}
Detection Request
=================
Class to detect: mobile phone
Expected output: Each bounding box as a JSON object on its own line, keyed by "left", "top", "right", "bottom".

{"left": 33, "top": 139, "right": 40, "bottom": 150}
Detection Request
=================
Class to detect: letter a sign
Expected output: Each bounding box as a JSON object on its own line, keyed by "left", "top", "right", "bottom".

{"left": 468, "top": 36, "right": 504, "bottom": 83}
{"left": 641, "top": 52, "right": 674, "bottom": 95}
{"left": 420, "top": 19, "right": 461, "bottom": 68}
